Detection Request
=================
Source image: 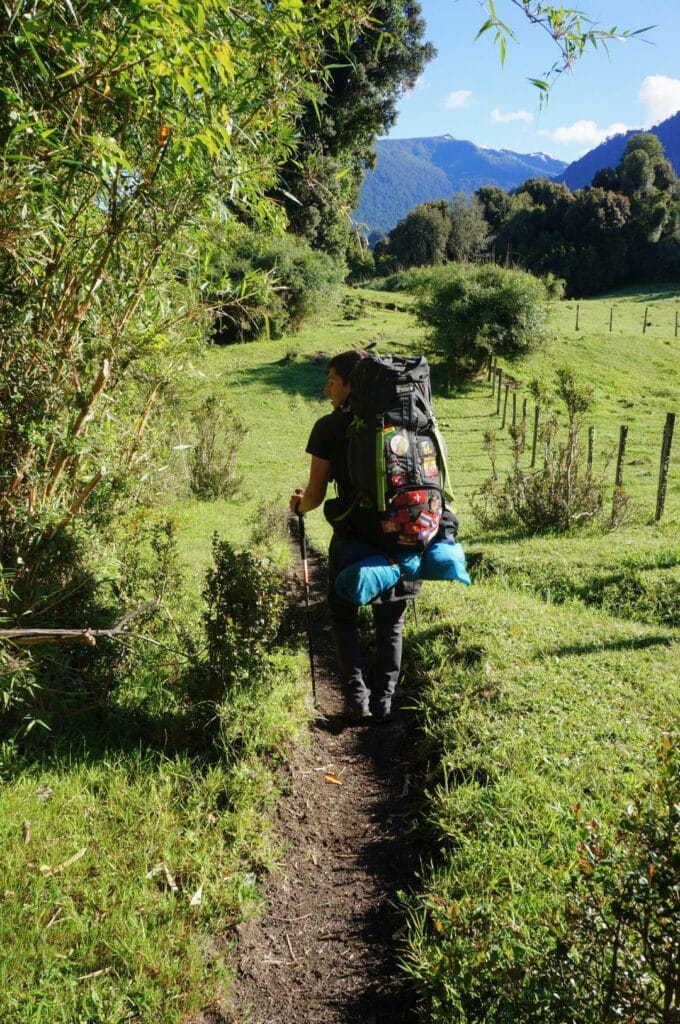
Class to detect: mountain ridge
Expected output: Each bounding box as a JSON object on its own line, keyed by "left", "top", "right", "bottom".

{"left": 353, "top": 135, "right": 567, "bottom": 237}
{"left": 355, "top": 111, "right": 680, "bottom": 239}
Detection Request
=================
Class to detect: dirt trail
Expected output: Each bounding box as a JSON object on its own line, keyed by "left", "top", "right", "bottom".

{"left": 218, "top": 538, "right": 423, "bottom": 1024}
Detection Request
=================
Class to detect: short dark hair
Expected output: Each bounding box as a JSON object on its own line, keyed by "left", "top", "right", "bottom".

{"left": 327, "top": 349, "right": 367, "bottom": 385}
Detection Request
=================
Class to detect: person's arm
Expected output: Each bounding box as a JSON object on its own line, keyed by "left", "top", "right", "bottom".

{"left": 289, "top": 455, "right": 332, "bottom": 515}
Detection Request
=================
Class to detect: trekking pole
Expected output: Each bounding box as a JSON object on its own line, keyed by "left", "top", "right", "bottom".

{"left": 296, "top": 510, "right": 317, "bottom": 705}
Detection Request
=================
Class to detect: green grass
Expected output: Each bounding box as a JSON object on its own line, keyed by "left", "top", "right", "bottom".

{"left": 2, "top": 283, "right": 678, "bottom": 1021}
{"left": 399, "top": 580, "right": 679, "bottom": 1019}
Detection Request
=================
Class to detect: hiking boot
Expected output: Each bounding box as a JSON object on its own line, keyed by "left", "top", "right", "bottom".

{"left": 345, "top": 703, "right": 372, "bottom": 723}
{"left": 369, "top": 697, "right": 392, "bottom": 723}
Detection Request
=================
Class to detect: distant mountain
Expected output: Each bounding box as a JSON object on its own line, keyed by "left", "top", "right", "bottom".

{"left": 353, "top": 135, "right": 567, "bottom": 237}
{"left": 560, "top": 110, "right": 680, "bottom": 189}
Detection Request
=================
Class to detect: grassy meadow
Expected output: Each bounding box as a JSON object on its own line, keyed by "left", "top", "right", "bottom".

{"left": 1, "top": 284, "right": 678, "bottom": 1022}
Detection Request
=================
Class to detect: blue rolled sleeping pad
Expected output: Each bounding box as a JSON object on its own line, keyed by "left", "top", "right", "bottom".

{"left": 333, "top": 537, "right": 471, "bottom": 606}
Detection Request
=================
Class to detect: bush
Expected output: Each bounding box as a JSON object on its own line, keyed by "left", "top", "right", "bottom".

{"left": 472, "top": 370, "right": 605, "bottom": 532}
{"left": 415, "top": 263, "right": 551, "bottom": 375}
{"left": 0, "top": 514, "right": 188, "bottom": 738}
{"left": 200, "top": 536, "right": 291, "bottom": 705}
{"left": 189, "top": 396, "right": 247, "bottom": 500}
{"left": 209, "top": 227, "right": 344, "bottom": 343}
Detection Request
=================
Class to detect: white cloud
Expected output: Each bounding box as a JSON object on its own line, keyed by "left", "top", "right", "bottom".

{"left": 491, "top": 108, "right": 533, "bottom": 124}
{"left": 444, "top": 90, "right": 472, "bottom": 109}
{"left": 543, "top": 119, "right": 632, "bottom": 148}
{"left": 638, "top": 75, "right": 680, "bottom": 125}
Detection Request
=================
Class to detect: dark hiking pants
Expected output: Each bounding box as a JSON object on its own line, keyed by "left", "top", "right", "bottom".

{"left": 329, "top": 594, "right": 407, "bottom": 716}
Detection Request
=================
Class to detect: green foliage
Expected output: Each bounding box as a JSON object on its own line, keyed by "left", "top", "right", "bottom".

{"left": 380, "top": 199, "right": 452, "bottom": 269}
{"left": 0, "top": 0, "right": 369, "bottom": 685}
{"left": 415, "top": 263, "right": 551, "bottom": 374}
{"left": 345, "top": 229, "right": 376, "bottom": 284}
{"left": 472, "top": 135, "right": 680, "bottom": 297}
{"left": 473, "top": 369, "right": 605, "bottom": 532}
{"left": 476, "top": 2, "right": 651, "bottom": 98}
{"left": 537, "top": 731, "right": 679, "bottom": 1023}
{"left": 209, "top": 227, "right": 344, "bottom": 343}
{"left": 189, "top": 396, "right": 247, "bottom": 500}
{"left": 447, "top": 192, "right": 492, "bottom": 263}
{"left": 201, "top": 536, "right": 291, "bottom": 704}
{"left": 280, "top": 0, "right": 435, "bottom": 256}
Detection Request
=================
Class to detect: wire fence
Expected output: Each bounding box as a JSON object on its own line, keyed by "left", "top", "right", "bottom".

{"left": 481, "top": 356, "right": 677, "bottom": 521}
{"left": 567, "top": 302, "right": 680, "bottom": 337}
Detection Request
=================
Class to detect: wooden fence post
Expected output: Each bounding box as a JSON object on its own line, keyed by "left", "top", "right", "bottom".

{"left": 587, "top": 426, "right": 595, "bottom": 470}
{"left": 530, "top": 404, "right": 540, "bottom": 468}
{"left": 487, "top": 352, "right": 493, "bottom": 381}
{"left": 522, "top": 397, "right": 527, "bottom": 423}
{"left": 609, "top": 307, "right": 613, "bottom": 332}
{"left": 675, "top": 311, "right": 678, "bottom": 338}
{"left": 615, "top": 425, "right": 628, "bottom": 487}
{"left": 496, "top": 368, "right": 503, "bottom": 415}
{"left": 642, "top": 306, "right": 649, "bottom": 334}
{"left": 655, "top": 412, "right": 676, "bottom": 521}
{"left": 501, "top": 381, "right": 510, "bottom": 428}
{"left": 512, "top": 390, "right": 517, "bottom": 428}
{"left": 575, "top": 304, "right": 580, "bottom": 331}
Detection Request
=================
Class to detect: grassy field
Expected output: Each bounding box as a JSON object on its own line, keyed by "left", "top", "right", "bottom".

{"left": 1, "top": 284, "right": 678, "bottom": 1022}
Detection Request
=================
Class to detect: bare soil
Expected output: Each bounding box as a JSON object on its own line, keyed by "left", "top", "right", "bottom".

{"left": 197, "top": 535, "right": 424, "bottom": 1024}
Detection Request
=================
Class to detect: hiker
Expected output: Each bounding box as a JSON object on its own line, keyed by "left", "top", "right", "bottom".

{"left": 289, "top": 350, "right": 425, "bottom": 723}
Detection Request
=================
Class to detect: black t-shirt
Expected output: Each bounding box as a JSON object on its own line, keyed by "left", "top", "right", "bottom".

{"left": 305, "top": 406, "right": 353, "bottom": 500}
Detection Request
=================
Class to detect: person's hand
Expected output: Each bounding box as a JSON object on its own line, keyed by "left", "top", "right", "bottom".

{"left": 289, "top": 488, "right": 304, "bottom": 514}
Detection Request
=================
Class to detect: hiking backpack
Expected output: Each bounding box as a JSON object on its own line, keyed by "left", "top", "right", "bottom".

{"left": 337, "top": 353, "right": 454, "bottom": 551}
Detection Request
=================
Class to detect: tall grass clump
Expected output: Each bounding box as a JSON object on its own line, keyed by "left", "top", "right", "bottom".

{"left": 473, "top": 369, "right": 607, "bottom": 532}
{"left": 189, "top": 396, "right": 248, "bottom": 500}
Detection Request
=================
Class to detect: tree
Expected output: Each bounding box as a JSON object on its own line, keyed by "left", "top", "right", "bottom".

{"left": 279, "top": 1, "right": 436, "bottom": 257}
{"left": 447, "top": 193, "right": 491, "bottom": 263}
{"left": 415, "top": 263, "right": 550, "bottom": 374}
{"left": 384, "top": 200, "right": 451, "bottom": 268}
{"left": 0, "top": 0, "right": 367, "bottom": 581}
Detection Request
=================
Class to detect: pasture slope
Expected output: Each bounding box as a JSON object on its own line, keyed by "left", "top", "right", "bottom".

{"left": 0, "top": 286, "right": 676, "bottom": 1023}
{"left": 174, "top": 283, "right": 678, "bottom": 1021}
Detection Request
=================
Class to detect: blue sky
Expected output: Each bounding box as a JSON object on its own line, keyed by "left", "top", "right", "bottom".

{"left": 388, "top": 0, "right": 680, "bottom": 164}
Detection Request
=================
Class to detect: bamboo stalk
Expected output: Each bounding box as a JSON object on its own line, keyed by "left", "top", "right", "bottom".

{"left": 45, "top": 360, "right": 110, "bottom": 499}
{"left": 45, "top": 467, "right": 106, "bottom": 538}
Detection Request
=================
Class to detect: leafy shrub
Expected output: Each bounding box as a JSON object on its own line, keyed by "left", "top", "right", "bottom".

{"left": 345, "top": 229, "right": 376, "bottom": 283}
{"left": 189, "top": 396, "right": 247, "bottom": 500}
{"left": 210, "top": 227, "right": 344, "bottom": 343}
{"left": 415, "top": 263, "right": 551, "bottom": 374}
{"left": 201, "top": 537, "right": 291, "bottom": 704}
{"left": 0, "top": 515, "right": 188, "bottom": 738}
{"left": 472, "top": 370, "right": 605, "bottom": 532}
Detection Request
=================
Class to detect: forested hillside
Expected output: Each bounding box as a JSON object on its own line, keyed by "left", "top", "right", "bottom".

{"left": 353, "top": 135, "right": 566, "bottom": 237}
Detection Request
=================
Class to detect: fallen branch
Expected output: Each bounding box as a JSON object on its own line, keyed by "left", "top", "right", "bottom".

{"left": 0, "top": 600, "right": 160, "bottom": 647}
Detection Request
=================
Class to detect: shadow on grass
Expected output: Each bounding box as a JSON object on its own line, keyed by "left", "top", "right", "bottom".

{"left": 3, "top": 698, "right": 223, "bottom": 778}
{"left": 236, "top": 348, "right": 491, "bottom": 407}
{"left": 237, "top": 350, "right": 332, "bottom": 403}
{"left": 540, "top": 634, "right": 676, "bottom": 659}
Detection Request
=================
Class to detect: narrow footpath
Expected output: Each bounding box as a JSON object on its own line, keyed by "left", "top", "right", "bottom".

{"left": 214, "top": 529, "right": 424, "bottom": 1024}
